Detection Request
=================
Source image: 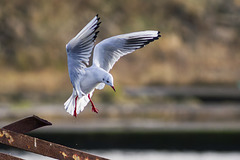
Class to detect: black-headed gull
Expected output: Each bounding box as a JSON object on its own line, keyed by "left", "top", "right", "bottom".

{"left": 64, "top": 15, "right": 161, "bottom": 117}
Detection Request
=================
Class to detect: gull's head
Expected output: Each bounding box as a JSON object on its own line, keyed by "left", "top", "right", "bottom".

{"left": 102, "top": 74, "right": 115, "bottom": 92}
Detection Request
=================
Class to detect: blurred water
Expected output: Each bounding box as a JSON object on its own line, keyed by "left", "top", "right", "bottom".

{"left": 1, "top": 150, "right": 240, "bottom": 160}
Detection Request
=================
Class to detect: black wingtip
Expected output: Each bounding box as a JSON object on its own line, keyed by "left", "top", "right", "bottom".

{"left": 95, "top": 31, "right": 100, "bottom": 35}
{"left": 123, "top": 31, "right": 161, "bottom": 50}
{"left": 93, "top": 31, "right": 100, "bottom": 39}
{"left": 152, "top": 31, "right": 161, "bottom": 40}
{"left": 97, "top": 21, "right": 102, "bottom": 26}
{"left": 157, "top": 31, "right": 161, "bottom": 38}
{"left": 96, "top": 14, "right": 100, "bottom": 21}
{"left": 92, "top": 15, "right": 101, "bottom": 31}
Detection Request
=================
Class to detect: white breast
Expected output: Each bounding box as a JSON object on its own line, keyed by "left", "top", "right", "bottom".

{"left": 80, "top": 67, "right": 105, "bottom": 94}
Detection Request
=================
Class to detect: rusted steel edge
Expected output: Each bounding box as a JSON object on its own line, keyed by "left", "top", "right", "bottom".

{"left": 0, "top": 128, "right": 109, "bottom": 160}
{"left": 3, "top": 115, "right": 52, "bottom": 134}
{"left": 0, "top": 152, "right": 24, "bottom": 160}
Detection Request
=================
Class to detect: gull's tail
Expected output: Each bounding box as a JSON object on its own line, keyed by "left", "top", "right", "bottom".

{"left": 64, "top": 91, "right": 92, "bottom": 116}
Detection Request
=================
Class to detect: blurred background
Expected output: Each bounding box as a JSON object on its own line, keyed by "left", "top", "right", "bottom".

{"left": 0, "top": 0, "right": 240, "bottom": 159}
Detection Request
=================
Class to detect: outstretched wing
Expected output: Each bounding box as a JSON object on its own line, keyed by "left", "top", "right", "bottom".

{"left": 93, "top": 31, "right": 160, "bottom": 72}
{"left": 66, "top": 15, "right": 101, "bottom": 85}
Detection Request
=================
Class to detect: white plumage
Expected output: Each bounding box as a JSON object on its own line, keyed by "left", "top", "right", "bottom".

{"left": 64, "top": 15, "right": 161, "bottom": 117}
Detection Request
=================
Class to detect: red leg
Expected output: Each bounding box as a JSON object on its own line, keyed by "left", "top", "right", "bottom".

{"left": 88, "top": 94, "right": 98, "bottom": 113}
{"left": 74, "top": 96, "right": 78, "bottom": 117}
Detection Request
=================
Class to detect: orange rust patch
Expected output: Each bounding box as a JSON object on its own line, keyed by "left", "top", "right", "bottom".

{"left": 0, "top": 131, "right": 3, "bottom": 137}
{"left": 72, "top": 154, "right": 81, "bottom": 160}
{"left": 60, "top": 151, "right": 68, "bottom": 158}
{"left": 0, "top": 131, "right": 14, "bottom": 144}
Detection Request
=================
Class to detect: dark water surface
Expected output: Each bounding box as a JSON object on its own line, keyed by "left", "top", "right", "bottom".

{"left": 24, "top": 130, "right": 240, "bottom": 151}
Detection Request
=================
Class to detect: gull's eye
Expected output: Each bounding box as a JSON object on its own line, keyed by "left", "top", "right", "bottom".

{"left": 107, "top": 80, "right": 109, "bottom": 83}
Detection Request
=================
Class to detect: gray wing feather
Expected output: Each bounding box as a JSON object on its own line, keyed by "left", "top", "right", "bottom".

{"left": 66, "top": 15, "right": 100, "bottom": 85}
{"left": 93, "top": 30, "right": 160, "bottom": 72}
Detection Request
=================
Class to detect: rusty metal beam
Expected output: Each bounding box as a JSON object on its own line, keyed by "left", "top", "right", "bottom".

{"left": 0, "top": 128, "right": 108, "bottom": 160}
{"left": 0, "top": 152, "right": 24, "bottom": 160}
{"left": 3, "top": 115, "right": 52, "bottom": 134}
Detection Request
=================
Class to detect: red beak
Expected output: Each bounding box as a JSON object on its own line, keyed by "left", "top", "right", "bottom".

{"left": 111, "top": 86, "right": 116, "bottom": 92}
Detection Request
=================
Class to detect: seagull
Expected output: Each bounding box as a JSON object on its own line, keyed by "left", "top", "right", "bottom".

{"left": 64, "top": 15, "right": 161, "bottom": 117}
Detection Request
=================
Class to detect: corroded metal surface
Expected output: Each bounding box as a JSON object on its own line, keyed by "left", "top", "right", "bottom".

{"left": 0, "top": 153, "right": 24, "bottom": 160}
{"left": 3, "top": 115, "right": 52, "bottom": 134}
{"left": 0, "top": 128, "right": 108, "bottom": 160}
{"left": 0, "top": 116, "right": 108, "bottom": 160}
